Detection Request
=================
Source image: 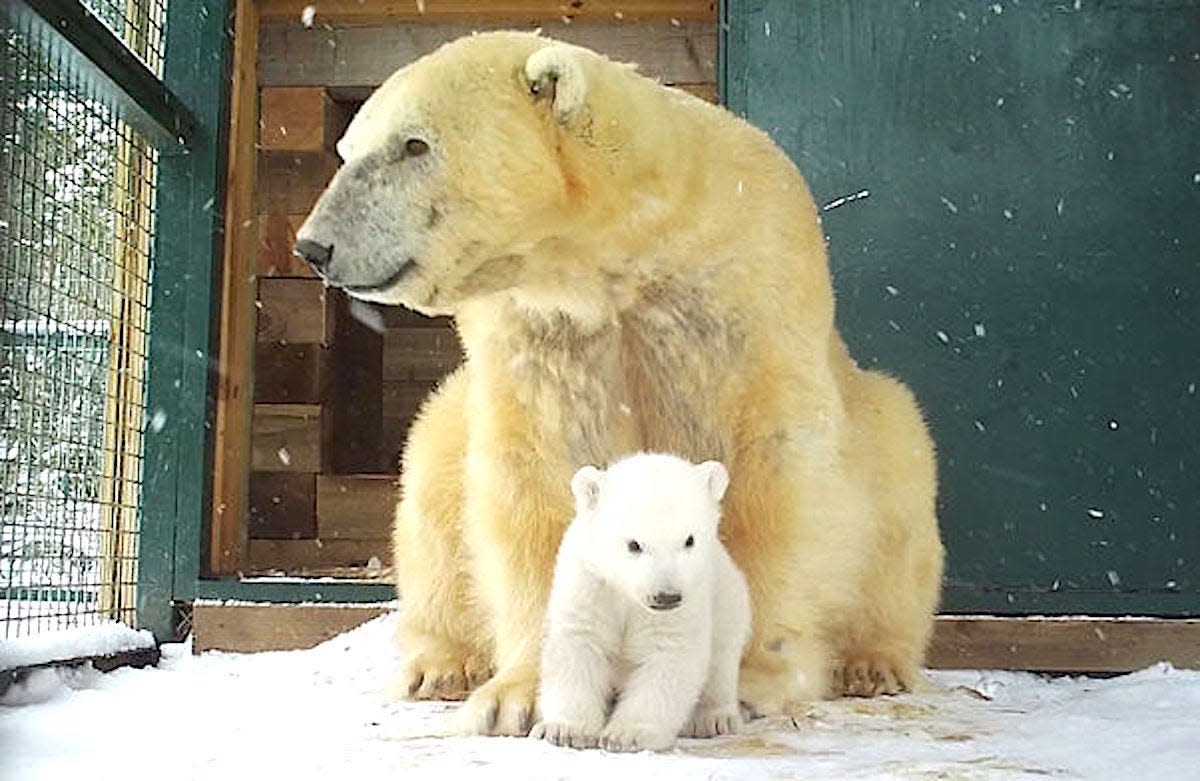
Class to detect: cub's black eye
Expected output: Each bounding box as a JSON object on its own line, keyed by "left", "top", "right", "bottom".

{"left": 684, "top": 535, "right": 695, "bottom": 549}
{"left": 627, "top": 540, "right": 642, "bottom": 554}
{"left": 405, "top": 138, "right": 429, "bottom": 157}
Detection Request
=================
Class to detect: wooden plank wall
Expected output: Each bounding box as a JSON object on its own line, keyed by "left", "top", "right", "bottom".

{"left": 216, "top": 1, "right": 717, "bottom": 577}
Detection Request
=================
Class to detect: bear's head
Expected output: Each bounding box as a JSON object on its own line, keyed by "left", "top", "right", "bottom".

{"left": 293, "top": 32, "right": 618, "bottom": 316}
{"left": 570, "top": 453, "right": 729, "bottom": 613}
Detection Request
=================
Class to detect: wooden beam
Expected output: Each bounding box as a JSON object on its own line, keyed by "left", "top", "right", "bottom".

{"left": 257, "top": 211, "right": 315, "bottom": 277}
{"left": 258, "top": 20, "right": 716, "bottom": 88}
{"left": 246, "top": 538, "right": 392, "bottom": 570}
{"left": 256, "top": 278, "right": 332, "bottom": 345}
{"left": 211, "top": 0, "right": 261, "bottom": 575}
{"left": 248, "top": 471, "right": 318, "bottom": 539}
{"left": 252, "top": 403, "right": 324, "bottom": 472}
{"left": 259, "top": 86, "right": 351, "bottom": 152}
{"left": 927, "top": 616, "right": 1200, "bottom": 673}
{"left": 192, "top": 602, "right": 390, "bottom": 653}
{"left": 257, "top": 0, "right": 716, "bottom": 25}
{"left": 316, "top": 475, "right": 398, "bottom": 539}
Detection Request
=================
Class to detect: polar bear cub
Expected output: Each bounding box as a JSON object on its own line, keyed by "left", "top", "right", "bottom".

{"left": 530, "top": 453, "right": 751, "bottom": 752}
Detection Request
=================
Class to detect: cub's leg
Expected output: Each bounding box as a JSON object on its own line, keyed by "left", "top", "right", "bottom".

{"left": 601, "top": 625, "right": 708, "bottom": 752}
{"left": 684, "top": 552, "right": 750, "bottom": 738}
{"left": 389, "top": 370, "right": 491, "bottom": 701}
{"left": 530, "top": 572, "right": 617, "bottom": 749}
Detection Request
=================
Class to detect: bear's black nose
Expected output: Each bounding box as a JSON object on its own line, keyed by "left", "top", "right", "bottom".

{"left": 294, "top": 239, "right": 333, "bottom": 271}
{"left": 648, "top": 592, "right": 683, "bottom": 611}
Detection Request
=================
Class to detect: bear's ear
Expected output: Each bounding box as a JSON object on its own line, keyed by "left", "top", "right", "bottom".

{"left": 524, "top": 45, "right": 587, "bottom": 124}
{"left": 571, "top": 465, "right": 605, "bottom": 513}
{"left": 697, "top": 461, "right": 729, "bottom": 503}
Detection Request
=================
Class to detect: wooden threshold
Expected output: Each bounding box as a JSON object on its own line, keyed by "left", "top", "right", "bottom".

{"left": 191, "top": 605, "right": 1200, "bottom": 673}
{"left": 927, "top": 615, "right": 1200, "bottom": 673}
{"left": 192, "top": 602, "right": 392, "bottom": 652}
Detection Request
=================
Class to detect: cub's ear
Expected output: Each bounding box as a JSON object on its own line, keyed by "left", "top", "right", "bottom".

{"left": 697, "top": 461, "right": 729, "bottom": 503}
{"left": 524, "top": 45, "right": 587, "bottom": 124}
{"left": 571, "top": 465, "right": 605, "bottom": 512}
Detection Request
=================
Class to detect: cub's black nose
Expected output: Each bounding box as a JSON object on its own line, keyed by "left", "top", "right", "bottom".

{"left": 293, "top": 239, "right": 333, "bottom": 271}
{"left": 648, "top": 591, "right": 683, "bottom": 611}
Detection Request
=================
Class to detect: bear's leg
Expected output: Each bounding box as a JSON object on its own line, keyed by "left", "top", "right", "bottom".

{"left": 389, "top": 371, "right": 492, "bottom": 702}
{"left": 832, "top": 372, "right": 943, "bottom": 698}
{"left": 601, "top": 641, "right": 708, "bottom": 752}
{"left": 454, "top": 455, "right": 572, "bottom": 736}
{"left": 722, "top": 453, "right": 838, "bottom": 715}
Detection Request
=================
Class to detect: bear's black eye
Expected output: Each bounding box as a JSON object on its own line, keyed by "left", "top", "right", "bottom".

{"left": 405, "top": 138, "right": 429, "bottom": 157}
{"left": 684, "top": 535, "right": 695, "bottom": 549}
{"left": 627, "top": 539, "right": 642, "bottom": 555}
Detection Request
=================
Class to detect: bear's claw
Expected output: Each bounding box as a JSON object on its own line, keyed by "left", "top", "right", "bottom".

{"left": 530, "top": 720, "right": 600, "bottom": 749}
{"left": 455, "top": 673, "right": 538, "bottom": 736}
{"left": 682, "top": 706, "right": 742, "bottom": 738}
{"left": 389, "top": 644, "right": 492, "bottom": 702}
{"left": 600, "top": 722, "right": 674, "bottom": 753}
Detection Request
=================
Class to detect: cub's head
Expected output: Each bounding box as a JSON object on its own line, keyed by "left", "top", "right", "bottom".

{"left": 570, "top": 454, "right": 729, "bottom": 613}
{"left": 293, "top": 32, "right": 597, "bottom": 315}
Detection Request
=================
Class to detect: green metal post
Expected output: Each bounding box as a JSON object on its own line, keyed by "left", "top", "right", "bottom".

{"left": 137, "top": 0, "right": 232, "bottom": 641}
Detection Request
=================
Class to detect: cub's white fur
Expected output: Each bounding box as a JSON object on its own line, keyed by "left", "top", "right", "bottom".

{"left": 530, "top": 453, "right": 751, "bottom": 752}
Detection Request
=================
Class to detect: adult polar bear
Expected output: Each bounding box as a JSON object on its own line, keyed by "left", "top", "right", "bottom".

{"left": 294, "top": 32, "right": 944, "bottom": 735}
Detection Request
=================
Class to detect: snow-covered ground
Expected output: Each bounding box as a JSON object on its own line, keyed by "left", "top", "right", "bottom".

{"left": 2, "top": 614, "right": 1198, "bottom": 780}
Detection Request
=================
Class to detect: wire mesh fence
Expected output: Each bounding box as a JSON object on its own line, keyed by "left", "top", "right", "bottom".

{"left": 1, "top": 6, "right": 160, "bottom": 640}
{"left": 84, "top": 0, "right": 168, "bottom": 75}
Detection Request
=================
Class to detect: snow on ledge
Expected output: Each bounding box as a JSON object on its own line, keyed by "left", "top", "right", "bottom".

{"left": 0, "top": 621, "right": 155, "bottom": 671}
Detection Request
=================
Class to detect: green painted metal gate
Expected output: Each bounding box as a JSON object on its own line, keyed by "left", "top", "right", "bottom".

{"left": 722, "top": 0, "right": 1199, "bottom": 615}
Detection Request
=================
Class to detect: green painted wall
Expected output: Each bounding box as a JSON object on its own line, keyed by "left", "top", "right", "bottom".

{"left": 723, "top": 0, "right": 1199, "bottom": 615}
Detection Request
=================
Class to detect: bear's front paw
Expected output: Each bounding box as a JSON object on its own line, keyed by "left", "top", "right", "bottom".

{"left": 389, "top": 643, "right": 492, "bottom": 702}
{"left": 529, "top": 720, "right": 599, "bottom": 749}
{"left": 454, "top": 671, "right": 537, "bottom": 736}
{"left": 599, "top": 722, "right": 674, "bottom": 753}
{"left": 682, "top": 705, "right": 742, "bottom": 739}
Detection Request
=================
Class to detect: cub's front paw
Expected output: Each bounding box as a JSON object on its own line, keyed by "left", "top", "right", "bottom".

{"left": 682, "top": 705, "right": 742, "bottom": 738}
{"left": 599, "top": 722, "right": 674, "bottom": 753}
{"left": 529, "top": 720, "right": 599, "bottom": 749}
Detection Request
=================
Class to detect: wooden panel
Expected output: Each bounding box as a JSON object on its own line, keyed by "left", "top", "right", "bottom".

{"left": 210, "top": 0, "right": 260, "bottom": 575}
{"left": 316, "top": 475, "right": 397, "bottom": 540}
{"left": 192, "top": 603, "right": 390, "bottom": 653}
{"left": 928, "top": 617, "right": 1200, "bottom": 673}
{"left": 259, "top": 20, "right": 716, "bottom": 88}
{"left": 248, "top": 472, "right": 317, "bottom": 539}
{"left": 381, "top": 379, "right": 435, "bottom": 420}
{"left": 257, "top": 210, "right": 315, "bottom": 277}
{"left": 259, "top": 86, "right": 350, "bottom": 152}
{"left": 324, "top": 292, "right": 385, "bottom": 474}
{"left": 251, "top": 403, "right": 324, "bottom": 472}
{"left": 258, "top": 0, "right": 716, "bottom": 24}
{"left": 257, "top": 150, "right": 339, "bottom": 216}
{"left": 382, "top": 327, "right": 462, "bottom": 381}
{"left": 246, "top": 539, "right": 392, "bottom": 570}
{"left": 254, "top": 343, "right": 324, "bottom": 403}
{"left": 671, "top": 81, "right": 717, "bottom": 103}
{"left": 256, "top": 278, "right": 331, "bottom": 345}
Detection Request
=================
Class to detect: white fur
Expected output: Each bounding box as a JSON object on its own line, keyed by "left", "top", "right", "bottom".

{"left": 530, "top": 453, "right": 751, "bottom": 752}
